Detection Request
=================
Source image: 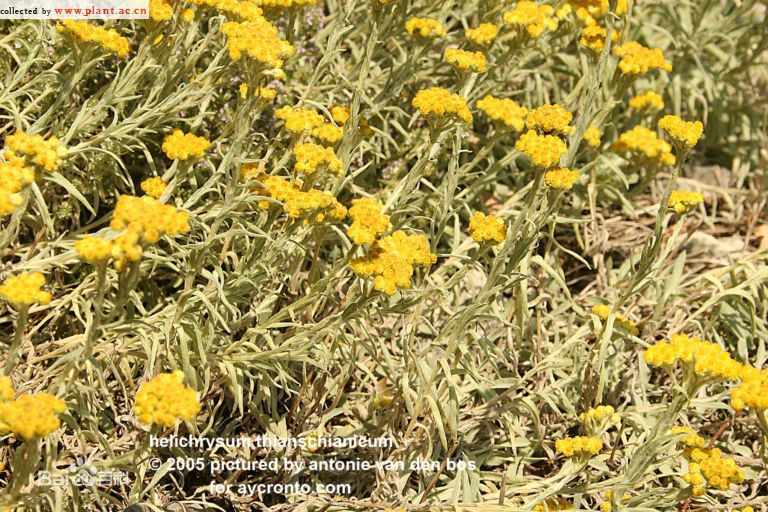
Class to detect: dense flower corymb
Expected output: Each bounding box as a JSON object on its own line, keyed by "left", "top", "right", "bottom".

{"left": 614, "top": 41, "right": 672, "bottom": 76}
{"left": 731, "top": 366, "right": 768, "bottom": 411}
{"left": 659, "top": 115, "right": 704, "bottom": 148}
{"left": 252, "top": 172, "right": 347, "bottom": 221}
{"left": 348, "top": 198, "right": 391, "bottom": 245}
{"left": 526, "top": 104, "right": 573, "bottom": 135}
{"left": 162, "top": 130, "right": 211, "bottom": 160}
{"left": 275, "top": 106, "right": 325, "bottom": 135}
{"left": 580, "top": 25, "right": 618, "bottom": 53}
{"left": 221, "top": 17, "right": 295, "bottom": 68}
{"left": 0, "top": 392, "right": 67, "bottom": 440}
{"left": 56, "top": 20, "right": 131, "bottom": 57}
{"left": 515, "top": 130, "right": 567, "bottom": 169}
{"left": 555, "top": 436, "right": 602, "bottom": 457}
{"left": 76, "top": 236, "right": 114, "bottom": 264}
{"left": 465, "top": 23, "right": 499, "bottom": 47}
{"left": 643, "top": 333, "right": 742, "bottom": 382}
{"left": 0, "top": 272, "right": 52, "bottom": 308}
{"left": 405, "top": 18, "right": 445, "bottom": 40}
{"left": 412, "top": 87, "right": 472, "bottom": 124}
{"left": 445, "top": 48, "right": 487, "bottom": 73}
{"left": 350, "top": 231, "right": 437, "bottom": 296}
{"left": 629, "top": 91, "right": 665, "bottom": 112}
{"left": 544, "top": 168, "right": 581, "bottom": 190}
{"left": 141, "top": 177, "right": 168, "bottom": 199}
{"left": 134, "top": 370, "right": 201, "bottom": 427}
{"left": 612, "top": 126, "right": 675, "bottom": 166}
{"left": 668, "top": 190, "right": 704, "bottom": 214}
{"left": 6, "top": 131, "right": 68, "bottom": 172}
{"left": 583, "top": 124, "right": 602, "bottom": 147}
{"left": 467, "top": 212, "right": 506, "bottom": 245}
{"left": 293, "top": 143, "right": 343, "bottom": 176}
{"left": 477, "top": 96, "right": 528, "bottom": 132}
{"left": 503, "top": 1, "right": 558, "bottom": 38}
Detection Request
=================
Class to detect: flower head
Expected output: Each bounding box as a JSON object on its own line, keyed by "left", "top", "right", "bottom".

{"left": 6, "top": 131, "right": 68, "bottom": 173}
{"left": 515, "top": 130, "right": 568, "bottom": 169}
{"left": 348, "top": 198, "right": 391, "bottom": 245}
{"left": 544, "top": 168, "right": 581, "bottom": 190}
{"left": 141, "top": 177, "right": 167, "bottom": 199}
{"left": 643, "top": 333, "right": 743, "bottom": 382}
{"left": 614, "top": 41, "right": 672, "bottom": 76}
{"left": 503, "top": 1, "right": 558, "bottom": 38}
{"left": 668, "top": 190, "right": 704, "bottom": 214}
{"left": 445, "top": 48, "right": 487, "bottom": 73}
{"left": 525, "top": 104, "right": 573, "bottom": 135}
{"left": 465, "top": 23, "right": 499, "bottom": 47}
{"left": 555, "top": 436, "right": 602, "bottom": 457}
{"left": 56, "top": 20, "right": 131, "bottom": 57}
{"left": 468, "top": 212, "right": 506, "bottom": 245}
{"left": 162, "top": 130, "right": 211, "bottom": 160}
{"left": 731, "top": 366, "right": 768, "bottom": 411}
{"left": 477, "top": 96, "right": 528, "bottom": 132}
{"left": 583, "top": 124, "right": 602, "bottom": 147}
{"left": 579, "top": 25, "right": 618, "bottom": 53}
{"left": 275, "top": 106, "right": 325, "bottom": 135}
{"left": 0, "top": 392, "right": 66, "bottom": 440}
{"left": 76, "top": 236, "right": 114, "bottom": 264}
{"left": 611, "top": 126, "right": 675, "bottom": 166}
{"left": 659, "top": 115, "right": 704, "bottom": 148}
{"left": 134, "top": 370, "right": 201, "bottom": 427}
{"left": 412, "top": 87, "right": 473, "bottom": 124}
{"left": 405, "top": 18, "right": 445, "bottom": 41}
{"left": 293, "top": 143, "right": 343, "bottom": 176}
{"left": 629, "top": 91, "right": 665, "bottom": 112}
{"left": 222, "top": 16, "right": 295, "bottom": 68}
{"left": 0, "top": 272, "right": 51, "bottom": 308}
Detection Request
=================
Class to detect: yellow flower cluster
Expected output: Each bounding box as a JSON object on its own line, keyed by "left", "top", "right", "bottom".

{"left": 251, "top": 172, "right": 347, "bottom": 221}
{"left": 348, "top": 198, "right": 391, "bottom": 245}
{"left": 671, "top": 426, "right": 706, "bottom": 449}
{"left": 93, "top": 194, "right": 191, "bottom": 269}
{"left": 75, "top": 236, "right": 114, "bottom": 264}
{"left": 477, "top": 96, "right": 528, "bottom": 132}
{"left": 221, "top": 16, "right": 295, "bottom": 68}
{"left": 467, "top": 212, "right": 506, "bottom": 245}
{"left": 350, "top": 231, "right": 437, "bottom": 296}
{"left": 533, "top": 498, "right": 573, "bottom": 512}
{"left": 558, "top": 0, "right": 628, "bottom": 26}
{"left": 412, "top": 87, "right": 473, "bottom": 124}
{"left": 162, "top": 130, "right": 211, "bottom": 160}
{"left": 0, "top": 272, "right": 52, "bottom": 308}
{"left": 580, "top": 25, "right": 618, "bottom": 53}
{"left": 583, "top": 124, "right": 602, "bottom": 147}
{"left": 0, "top": 150, "right": 36, "bottom": 216}
{"left": 329, "top": 104, "right": 373, "bottom": 135}
{"left": 56, "top": 20, "right": 131, "bottom": 57}
{"left": 659, "top": 115, "right": 704, "bottom": 148}
{"left": 189, "top": 0, "right": 263, "bottom": 21}
{"left": 731, "top": 366, "right": 768, "bottom": 411}
{"left": 405, "top": 18, "right": 445, "bottom": 40}
{"left": 255, "top": 0, "right": 316, "bottom": 9}
{"left": 643, "top": 333, "right": 743, "bottom": 381}
{"left": 293, "top": 143, "right": 343, "bottom": 176}
{"left": 466, "top": 23, "right": 499, "bottom": 47}
{"left": 579, "top": 405, "right": 620, "bottom": 428}
{"left": 614, "top": 41, "right": 673, "bottom": 76}
{"left": 312, "top": 123, "right": 344, "bottom": 146}
{"left": 445, "top": 48, "right": 487, "bottom": 73}
{"left": 515, "top": 130, "right": 568, "bottom": 169}
{"left": 141, "top": 177, "right": 168, "bottom": 199}
{"left": 134, "top": 370, "right": 201, "bottom": 427}
{"left": 503, "top": 1, "right": 558, "bottom": 38}
{"left": 6, "top": 131, "right": 68, "bottom": 172}
{"left": 544, "top": 168, "right": 580, "bottom": 190}
{"left": 591, "top": 304, "right": 639, "bottom": 335}
{"left": 275, "top": 106, "right": 325, "bottom": 134}
{"left": 0, "top": 392, "right": 66, "bottom": 440}
{"left": 149, "top": 0, "right": 173, "bottom": 21}
{"left": 555, "top": 436, "right": 602, "bottom": 457}
{"left": 629, "top": 91, "right": 665, "bottom": 112}
{"left": 0, "top": 377, "right": 13, "bottom": 402}
{"left": 239, "top": 84, "right": 278, "bottom": 101}
{"left": 668, "top": 190, "right": 704, "bottom": 214}
{"left": 683, "top": 445, "right": 744, "bottom": 496}
{"left": 611, "top": 126, "right": 675, "bottom": 166}
{"left": 526, "top": 104, "right": 573, "bottom": 135}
